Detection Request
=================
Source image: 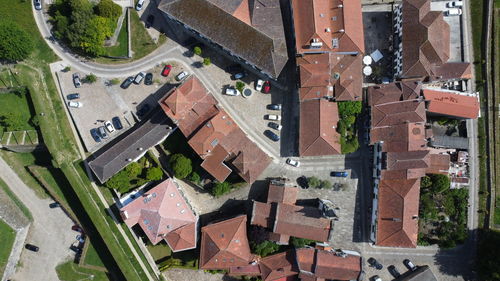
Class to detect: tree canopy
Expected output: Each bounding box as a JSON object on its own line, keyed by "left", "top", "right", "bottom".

{"left": 95, "top": 0, "right": 122, "bottom": 18}
{"left": 251, "top": 240, "right": 280, "bottom": 257}
{"left": 169, "top": 154, "right": 192, "bottom": 179}
{"left": 146, "top": 167, "right": 163, "bottom": 181}
{"left": 211, "top": 182, "right": 231, "bottom": 197}
{"left": 0, "top": 21, "right": 34, "bottom": 61}
{"left": 338, "top": 101, "right": 362, "bottom": 118}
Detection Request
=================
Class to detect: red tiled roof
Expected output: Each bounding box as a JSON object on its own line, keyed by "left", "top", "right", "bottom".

{"left": 292, "top": 0, "right": 365, "bottom": 54}
{"left": 251, "top": 201, "right": 274, "bottom": 228}
{"left": 314, "top": 250, "right": 361, "bottom": 280}
{"left": 401, "top": 0, "right": 451, "bottom": 78}
{"left": 259, "top": 251, "right": 299, "bottom": 281}
{"left": 371, "top": 100, "right": 426, "bottom": 128}
{"left": 376, "top": 178, "right": 420, "bottom": 248}
{"left": 273, "top": 204, "right": 332, "bottom": 242}
{"left": 370, "top": 122, "right": 427, "bottom": 152}
{"left": 426, "top": 153, "right": 450, "bottom": 175}
{"left": 299, "top": 99, "right": 341, "bottom": 156}
{"left": 331, "top": 54, "right": 363, "bottom": 101}
{"left": 431, "top": 62, "right": 472, "bottom": 80}
{"left": 200, "top": 145, "right": 232, "bottom": 182}
{"left": 423, "top": 89, "right": 480, "bottom": 119}
{"left": 295, "top": 248, "right": 316, "bottom": 274}
{"left": 267, "top": 183, "right": 298, "bottom": 205}
{"left": 385, "top": 150, "right": 431, "bottom": 171}
{"left": 120, "top": 179, "right": 197, "bottom": 251}
{"left": 367, "top": 81, "right": 422, "bottom": 106}
{"left": 200, "top": 215, "right": 254, "bottom": 269}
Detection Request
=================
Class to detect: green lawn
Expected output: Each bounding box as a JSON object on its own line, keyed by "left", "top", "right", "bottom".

{"left": 104, "top": 11, "right": 129, "bottom": 58}
{"left": 0, "top": 177, "right": 33, "bottom": 221}
{"left": 84, "top": 241, "right": 106, "bottom": 268}
{"left": 0, "top": 88, "right": 36, "bottom": 135}
{"left": 0, "top": 219, "right": 16, "bottom": 277}
{"left": 56, "top": 261, "right": 110, "bottom": 281}
{"left": 130, "top": 10, "right": 161, "bottom": 59}
{"left": 146, "top": 242, "right": 172, "bottom": 262}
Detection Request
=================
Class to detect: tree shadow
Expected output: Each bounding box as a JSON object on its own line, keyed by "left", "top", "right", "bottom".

{"left": 433, "top": 229, "right": 477, "bottom": 281}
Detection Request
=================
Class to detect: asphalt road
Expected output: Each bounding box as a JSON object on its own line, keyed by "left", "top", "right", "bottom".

{"left": 0, "top": 157, "right": 76, "bottom": 281}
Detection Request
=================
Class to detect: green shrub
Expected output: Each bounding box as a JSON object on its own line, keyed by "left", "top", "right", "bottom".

{"left": 169, "top": 154, "right": 192, "bottom": 179}
{"left": 63, "top": 66, "right": 71, "bottom": 72}
{"left": 95, "top": 0, "right": 122, "bottom": 19}
{"left": 188, "top": 172, "right": 200, "bottom": 184}
{"left": 429, "top": 174, "right": 450, "bottom": 193}
{"left": 0, "top": 21, "right": 34, "bottom": 61}
{"left": 105, "top": 171, "right": 130, "bottom": 193}
{"left": 85, "top": 73, "right": 97, "bottom": 83}
{"left": 338, "top": 101, "right": 362, "bottom": 118}
{"left": 251, "top": 240, "right": 279, "bottom": 257}
{"left": 193, "top": 46, "right": 202, "bottom": 56}
{"left": 307, "top": 176, "right": 321, "bottom": 188}
{"left": 319, "top": 179, "right": 332, "bottom": 189}
{"left": 146, "top": 167, "right": 163, "bottom": 181}
{"left": 110, "top": 78, "right": 120, "bottom": 85}
{"left": 211, "top": 182, "right": 231, "bottom": 197}
{"left": 235, "top": 81, "right": 245, "bottom": 93}
{"left": 203, "top": 57, "right": 211, "bottom": 66}
{"left": 290, "top": 237, "right": 315, "bottom": 248}
{"left": 421, "top": 176, "right": 432, "bottom": 188}
{"left": 125, "top": 162, "right": 142, "bottom": 178}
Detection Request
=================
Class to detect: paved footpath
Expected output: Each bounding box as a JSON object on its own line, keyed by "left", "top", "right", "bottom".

{"left": 0, "top": 157, "right": 76, "bottom": 281}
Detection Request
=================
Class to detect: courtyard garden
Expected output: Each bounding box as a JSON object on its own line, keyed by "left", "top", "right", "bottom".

{"left": 336, "top": 101, "right": 362, "bottom": 154}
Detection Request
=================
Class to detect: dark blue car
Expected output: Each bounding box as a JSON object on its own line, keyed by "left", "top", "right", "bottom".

{"left": 90, "top": 128, "right": 102, "bottom": 143}
{"left": 331, "top": 171, "right": 348, "bottom": 177}
{"left": 264, "top": 130, "right": 280, "bottom": 142}
{"left": 112, "top": 116, "right": 123, "bottom": 130}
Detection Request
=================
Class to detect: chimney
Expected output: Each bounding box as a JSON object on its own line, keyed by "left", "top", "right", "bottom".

{"left": 122, "top": 210, "right": 129, "bottom": 219}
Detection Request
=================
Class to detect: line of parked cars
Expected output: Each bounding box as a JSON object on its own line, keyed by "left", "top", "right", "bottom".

{"left": 264, "top": 103, "right": 282, "bottom": 142}
{"left": 90, "top": 116, "right": 123, "bottom": 143}
{"left": 444, "top": 1, "right": 463, "bottom": 16}
{"left": 121, "top": 71, "right": 154, "bottom": 89}
{"left": 368, "top": 257, "right": 417, "bottom": 281}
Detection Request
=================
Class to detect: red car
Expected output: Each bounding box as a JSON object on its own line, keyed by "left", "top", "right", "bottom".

{"left": 71, "top": 225, "right": 83, "bottom": 233}
{"left": 161, "top": 65, "right": 172, "bottom": 77}
{"left": 263, "top": 81, "right": 271, "bottom": 93}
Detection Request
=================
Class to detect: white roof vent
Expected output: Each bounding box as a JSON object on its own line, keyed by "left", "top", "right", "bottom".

{"left": 180, "top": 209, "right": 185, "bottom": 214}
{"left": 170, "top": 193, "right": 175, "bottom": 197}
{"left": 325, "top": 27, "right": 331, "bottom": 32}
{"left": 339, "top": 29, "right": 345, "bottom": 33}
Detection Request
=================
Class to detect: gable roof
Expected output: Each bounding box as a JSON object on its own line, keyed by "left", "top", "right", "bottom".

{"left": 273, "top": 203, "right": 332, "bottom": 242}
{"left": 292, "top": 0, "right": 365, "bottom": 54}
{"left": 423, "top": 89, "right": 480, "bottom": 119}
{"left": 401, "top": 0, "right": 451, "bottom": 78}
{"left": 371, "top": 99, "right": 426, "bottom": 128}
{"left": 426, "top": 153, "right": 450, "bottom": 175}
{"left": 376, "top": 178, "right": 420, "bottom": 248}
{"left": 259, "top": 251, "right": 299, "bottom": 281}
{"left": 295, "top": 248, "right": 362, "bottom": 280}
{"left": 267, "top": 181, "right": 298, "bottom": 205}
{"left": 120, "top": 179, "right": 198, "bottom": 251}
{"left": 370, "top": 122, "right": 428, "bottom": 152}
{"left": 89, "top": 111, "right": 174, "bottom": 183}
{"left": 299, "top": 99, "right": 341, "bottom": 156}
{"left": 200, "top": 215, "right": 253, "bottom": 269}
{"left": 367, "top": 81, "right": 422, "bottom": 106}
{"left": 158, "top": 0, "right": 288, "bottom": 78}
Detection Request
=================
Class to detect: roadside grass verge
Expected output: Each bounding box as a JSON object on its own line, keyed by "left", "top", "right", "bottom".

{"left": 83, "top": 241, "right": 106, "bottom": 268}
{"left": 0, "top": 219, "right": 16, "bottom": 277}
{"left": 493, "top": 9, "right": 500, "bottom": 226}
{"left": 0, "top": 177, "right": 33, "bottom": 221}
{"left": 103, "top": 11, "right": 129, "bottom": 58}
{"left": 130, "top": 10, "right": 162, "bottom": 59}
{"left": 470, "top": 0, "right": 485, "bottom": 84}
{"left": 56, "top": 261, "right": 110, "bottom": 281}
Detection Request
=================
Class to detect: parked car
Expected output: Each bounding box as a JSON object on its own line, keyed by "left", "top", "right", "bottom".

{"left": 144, "top": 73, "right": 153, "bottom": 85}
{"left": 135, "top": 0, "right": 145, "bottom": 10}
{"left": 267, "top": 104, "right": 282, "bottom": 110}
{"left": 90, "top": 128, "right": 101, "bottom": 142}
{"left": 145, "top": 14, "right": 155, "bottom": 28}
{"left": 388, "top": 265, "right": 401, "bottom": 278}
{"left": 234, "top": 72, "right": 247, "bottom": 80}
{"left": 98, "top": 126, "right": 109, "bottom": 139}
{"left": 265, "top": 114, "right": 281, "bottom": 121}
{"left": 69, "top": 245, "right": 82, "bottom": 254}
{"left": 112, "top": 116, "right": 123, "bottom": 130}
{"left": 331, "top": 171, "right": 348, "bottom": 177}
{"left": 71, "top": 225, "right": 83, "bottom": 233}
{"left": 25, "top": 244, "right": 39, "bottom": 252}
{"left": 255, "top": 79, "right": 264, "bottom": 91}
{"left": 72, "top": 73, "right": 82, "bottom": 88}
{"left": 134, "top": 72, "right": 146, "bottom": 84}
{"left": 226, "top": 64, "right": 242, "bottom": 73}
{"left": 263, "top": 81, "right": 271, "bottom": 93}
{"left": 76, "top": 234, "right": 85, "bottom": 244}
{"left": 175, "top": 71, "right": 188, "bottom": 81}
{"left": 371, "top": 275, "right": 382, "bottom": 281}
{"left": 137, "top": 104, "right": 151, "bottom": 117}
{"left": 446, "top": 1, "right": 463, "bottom": 7}
{"left": 286, "top": 158, "right": 300, "bottom": 167}
{"left": 68, "top": 101, "right": 82, "bottom": 108}
{"left": 104, "top": 121, "right": 115, "bottom": 133}
{"left": 34, "top": 0, "right": 42, "bottom": 10}
{"left": 49, "top": 202, "right": 60, "bottom": 208}
{"left": 368, "top": 257, "right": 383, "bottom": 270}
{"left": 67, "top": 93, "right": 80, "bottom": 100}
{"left": 403, "top": 259, "right": 416, "bottom": 271}
{"left": 161, "top": 65, "right": 172, "bottom": 76}
{"left": 445, "top": 8, "right": 462, "bottom": 16}
{"left": 225, "top": 88, "right": 240, "bottom": 96}
{"left": 268, "top": 122, "right": 282, "bottom": 131}
{"left": 297, "top": 176, "right": 309, "bottom": 189}
{"left": 120, "top": 76, "right": 134, "bottom": 89}
{"left": 264, "top": 130, "right": 280, "bottom": 142}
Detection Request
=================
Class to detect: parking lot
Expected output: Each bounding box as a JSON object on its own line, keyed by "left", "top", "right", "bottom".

{"left": 57, "top": 62, "right": 189, "bottom": 152}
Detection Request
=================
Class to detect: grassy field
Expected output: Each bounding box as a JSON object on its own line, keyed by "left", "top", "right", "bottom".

{"left": 56, "top": 261, "right": 110, "bottom": 281}
{"left": 84, "top": 241, "right": 106, "bottom": 268}
{"left": 104, "top": 11, "right": 129, "bottom": 58}
{"left": 0, "top": 219, "right": 16, "bottom": 277}
{"left": 130, "top": 10, "right": 163, "bottom": 59}
{"left": 0, "top": 177, "right": 33, "bottom": 221}
{"left": 0, "top": 88, "right": 36, "bottom": 135}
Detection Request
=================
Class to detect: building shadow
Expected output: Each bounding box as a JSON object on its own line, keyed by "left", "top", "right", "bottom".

{"left": 433, "top": 229, "right": 477, "bottom": 281}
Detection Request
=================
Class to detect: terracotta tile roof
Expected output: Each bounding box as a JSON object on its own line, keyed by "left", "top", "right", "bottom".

{"left": 367, "top": 81, "right": 422, "bottom": 106}
{"left": 299, "top": 99, "right": 341, "bottom": 156}
{"left": 259, "top": 251, "right": 299, "bottom": 281}
{"left": 292, "top": 0, "right": 365, "bottom": 54}
{"left": 200, "top": 215, "right": 254, "bottom": 269}
{"left": 385, "top": 150, "right": 431, "bottom": 171}
{"left": 401, "top": 0, "right": 451, "bottom": 78}
{"left": 423, "top": 89, "right": 480, "bottom": 119}
{"left": 314, "top": 250, "right": 361, "bottom": 280}
{"left": 200, "top": 145, "right": 232, "bottom": 182}
{"left": 273, "top": 204, "right": 332, "bottom": 242}
{"left": 120, "top": 179, "right": 198, "bottom": 251}
{"left": 430, "top": 62, "right": 472, "bottom": 80}
{"left": 159, "top": 76, "right": 219, "bottom": 137}
{"left": 296, "top": 248, "right": 362, "bottom": 280}
{"left": 331, "top": 54, "right": 363, "bottom": 101}
{"left": 371, "top": 100, "right": 426, "bottom": 128}
{"left": 229, "top": 263, "right": 262, "bottom": 276}
{"left": 376, "top": 178, "right": 420, "bottom": 248}
{"left": 267, "top": 183, "right": 298, "bottom": 205}
{"left": 381, "top": 168, "right": 427, "bottom": 180}
{"left": 158, "top": 0, "right": 288, "bottom": 78}
{"left": 370, "top": 122, "right": 428, "bottom": 152}
{"left": 251, "top": 201, "right": 275, "bottom": 228}
{"left": 426, "top": 153, "right": 450, "bottom": 175}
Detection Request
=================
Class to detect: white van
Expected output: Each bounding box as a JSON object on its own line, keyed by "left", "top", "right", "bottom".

{"left": 445, "top": 8, "right": 462, "bottom": 16}
{"left": 136, "top": 0, "right": 145, "bottom": 11}
{"left": 446, "top": 1, "right": 463, "bottom": 8}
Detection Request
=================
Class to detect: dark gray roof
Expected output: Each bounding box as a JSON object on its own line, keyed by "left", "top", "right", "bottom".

{"left": 89, "top": 111, "right": 175, "bottom": 183}
{"left": 430, "top": 135, "right": 469, "bottom": 149}
{"left": 395, "top": 265, "right": 438, "bottom": 281}
{"left": 158, "top": 0, "right": 288, "bottom": 78}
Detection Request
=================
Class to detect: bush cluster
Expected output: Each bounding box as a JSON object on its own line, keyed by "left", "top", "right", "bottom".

{"left": 336, "top": 101, "right": 362, "bottom": 154}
